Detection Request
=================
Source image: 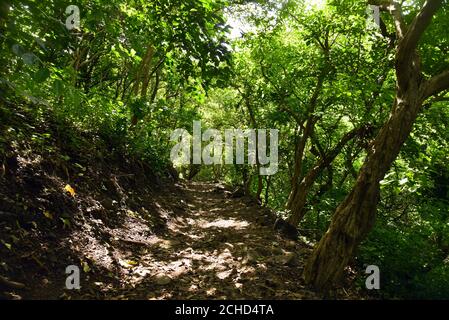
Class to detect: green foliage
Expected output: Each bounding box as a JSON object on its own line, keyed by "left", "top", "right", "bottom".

{"left": 1, "top": 0, "right": 235, "bottom": 174}
{"left": 360, "top": 219, "right": 449, "bottom": 299}
{"left": 1, "top": 0, "right": 448, "bottom": 299}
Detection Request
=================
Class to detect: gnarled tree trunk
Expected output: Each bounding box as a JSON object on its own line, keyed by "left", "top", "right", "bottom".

{"left": 303, "top": 0, "right": 449, "bottom": 290}
{"left": 303, "top": 83, "right": 423, "bottom": 290}
{"left": 287, "top": 126, "right": 366, "bottom": 226}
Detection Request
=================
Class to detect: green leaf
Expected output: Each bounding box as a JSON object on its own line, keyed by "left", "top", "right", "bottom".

{"left": 52, "top": 80, "right": 64, "bottom": 96}
{"left": 60, "top": 217, "right": 71, "bottom": 229}
{"left": 34, "top": 68, "right": 50, "bottom": 83}
{"left": 22, "top": 53, "right": 38, "bottom": 65}
{"left": 1, "top": 240, "right": 12, "bottom": 250}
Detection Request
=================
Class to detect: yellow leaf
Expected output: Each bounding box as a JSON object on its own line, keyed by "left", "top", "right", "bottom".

{"left": 82, "top": 262, "right": 91, "bottom": 273}
{"left": 127, "top": 260, "right": 138, "bottom": 266}
{"left": 43, "top": 210, "right": 53, "bottom": 220}
{"left": 64, "top": 184, "right": 76, "bottom": 197}
{"left": 118, "top": 259, "right": 138, "bottom": 268}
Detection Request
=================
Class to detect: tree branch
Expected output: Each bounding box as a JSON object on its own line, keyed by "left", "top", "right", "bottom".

{"left": 368, "top": 0, "right": 406, "bottom": 38}
{"left": 424, "top": 68, "right": 449, "bottom": 99}
{"left": 397, "top": 0, "right": 443, "bottom": 63}
{"left": 279, "top": 105, "right": 302, "bottom": 125}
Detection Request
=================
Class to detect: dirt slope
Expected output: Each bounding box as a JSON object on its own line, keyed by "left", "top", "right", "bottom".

{"left": 0, "top": 104, "right": 360, "bottom": 300}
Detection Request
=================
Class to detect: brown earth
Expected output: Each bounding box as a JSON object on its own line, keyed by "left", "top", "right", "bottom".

{"left": 0, "top": 104, "right": 361, "bottom": 300}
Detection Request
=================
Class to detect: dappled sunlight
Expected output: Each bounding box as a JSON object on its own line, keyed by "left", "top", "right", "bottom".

{"left": 16, "top": 154, "right": 44, "bottom": 167}
{"left": 34, "top": 181, "right": 316, "bottom": 299}
{"left": 201, "top": 218, "right": 250, "bottom": 230}
{"left": 2, "top": 0, "right": 446, "bottom": 301}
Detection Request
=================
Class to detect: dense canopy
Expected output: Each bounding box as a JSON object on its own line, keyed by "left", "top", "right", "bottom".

{"left": 0, "top": 0, "right": 448, "bottom": 300}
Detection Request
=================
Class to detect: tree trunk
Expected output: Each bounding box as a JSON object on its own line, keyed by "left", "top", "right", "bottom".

{"left": 140, "top": 46, "right": 155, "bottom": 97}
{"left": 287, "top": 126, "right": 364, "bottom": 226}
{"left": 264, "top": 175, "right": 271, "bottom": 206}
{"left": 303, "top": 76, "right": 424, "bottom": 290}
{"left": 133, "top": 45, "right": 154, "bottom": 96}
{"left": 286, "top": 71, "right": 326, "bottom": 209}
{"left": 303, "top": 0, "right": 449, "bottom": 290}
{"left": 244, "top": 95, "right": 263, "bottom": 202}
{"left": 287, "top": 118, "right": 315, "bottom": 209}
{"left": 130, "top": 45, "right": 154, "bottom": 126}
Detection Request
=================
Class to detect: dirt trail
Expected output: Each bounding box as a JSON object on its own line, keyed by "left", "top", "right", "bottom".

{"left": 0, "top": 107, "right": 357, "bottom": 300}
{"left": 61, "top": 182, "right": 319, "bottom": 300}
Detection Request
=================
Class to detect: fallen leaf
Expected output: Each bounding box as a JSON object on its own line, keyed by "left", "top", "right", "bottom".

{"left": 43, "top": 210, "right": 53, "bottom": 220}
{"left": 119, "top": 259, "right": 138, "bottom": 269}
{"left": 82, "top": 261, "right": 91, "bottom": 273}
{"left": 64, "top": 184, "right": 76, "bottom": 197}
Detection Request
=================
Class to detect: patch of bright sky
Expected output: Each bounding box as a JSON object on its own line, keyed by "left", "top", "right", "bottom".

{"left": 225, "top": 3, "right": 266, "bottom": 40}
{"left": 306, "top": 0, "right": 326, "bottom": 11}
{"left": 226, "top": 0, "right": 326, "bottom": 40}
{"left": 226, "top": 15, "right": 252, "bottom": 40}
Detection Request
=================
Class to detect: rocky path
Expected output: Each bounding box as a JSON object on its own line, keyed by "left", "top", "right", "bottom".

{"left": 70, "top": 182, "right": 319, "bottom": 300}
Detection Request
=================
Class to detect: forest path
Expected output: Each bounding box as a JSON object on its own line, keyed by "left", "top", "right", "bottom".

{"left": 73, "top": 182, "right": 318, "bottom": 300}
